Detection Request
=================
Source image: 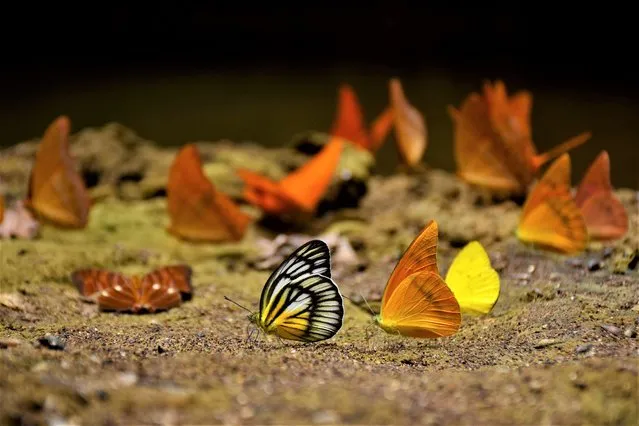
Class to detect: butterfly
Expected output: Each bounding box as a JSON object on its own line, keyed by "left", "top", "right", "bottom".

{"left": 228, "top": 239, "right": 344, "bottom": 342}
{"left": 330, "top": 83, "right": 394, "bottom": 152}
{"left": 574, "top": 150, "right": 628, "bottom": 240}
{"left": 25, "top": 116, "right": 91, "bottom": 228}
{"left": 445, "top": 241, "right": 500, "bottom": 315}
{"left": 516, "top": 154, "right": 588, "bottom": 254}
{"left": 237, "top": 136, "right": 345, "bottom": 216}
{"left": 448, "top": 80, "right": 591, "bottom": 194}
{"left": 167, "top": 144, "right": 251, "bottom": 242}
{"left": 374, "top": 220, "right": 461, "bottom": 338}
{"left": 71, "top": 265, "right": 193, "bottom": 313}
{"left": 389, "top": 78, "right": 427, "bottom": 167}
{"left": 0, "top": 195, "right": 4, "bottom": 224}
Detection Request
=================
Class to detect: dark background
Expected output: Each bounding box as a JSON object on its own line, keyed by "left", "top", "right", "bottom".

{"left": 1, "top": 6, "right": 638, "bottom": 187}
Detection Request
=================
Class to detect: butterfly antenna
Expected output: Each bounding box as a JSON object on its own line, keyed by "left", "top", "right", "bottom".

{"left": 343, "top": 293, "right": 376, "bottom": 317}
{"left": 224, "top": 296, "right": 254, "bottom": 314}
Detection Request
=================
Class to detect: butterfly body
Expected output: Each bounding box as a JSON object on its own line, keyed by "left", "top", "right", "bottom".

{"left": 245, "top": 240, "right": 344, "bottom": 342}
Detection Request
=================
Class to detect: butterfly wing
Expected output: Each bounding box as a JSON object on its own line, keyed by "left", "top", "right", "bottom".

{"left": 448, "top": 94, "right": 522, "bottom": 192}
{"left": 378, "top": 271, "right": 461, "bottom": 338}
{"left": 382, "top": 220, "right": 440, "bottom": 306}
{"left": 144, "top": 265, "right": 193, "bottom": 299}
{"left": 330, "top": 84, "right": 371, "bottom": 150}
{"left": 0, "top": 195, "right": 4, "bottom": 224}
{"left": 95, "top": 275, "right": 138, "bottom": 312}
{"left": 389, "top": 78, "right": 427, "bottom": 167}
{"left": 574, "top": 151, "right": 628, "bottom": 239}
{"left": 516, "top": 154, "right": 587, "bottom": 253}
{"left": 167, "top": 144, "right": 251, "bottom": 242}
{"left": 368, "top": 106, "right": 394, "bottom": 152}
{"left": 259, "top": 239, "right": 331, "bottom": 312}
{"left": 258, "top": 239, "right": 340, "bottom": 341}
{"left": 27, "top": 116, "right": 90, "bottom": 228}
{"left": 277, "top": 136, "right": 345, "bottom": 213}
{"left": 259, "top": 274, "right": 344, "bottom": 342}
{"left": 137, "top": 272, "right": 182, "bottom": 313}
{"left": 237, "top": 168, "right": 298, "bottom": 215}
{"left": 444, "top": 241, "right": 500, "bottom": 315}
{"left": 71, "top": 269, "right": 126, "bottom": 298}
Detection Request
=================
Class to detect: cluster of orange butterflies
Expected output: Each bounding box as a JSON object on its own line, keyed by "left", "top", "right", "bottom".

{"left": 0, "top": 78, "right": 631, "bottom": 316}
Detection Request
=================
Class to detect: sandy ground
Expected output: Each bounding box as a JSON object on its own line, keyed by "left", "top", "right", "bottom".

{"left": 0, "top": 124, "right": 637, "bottom": 425}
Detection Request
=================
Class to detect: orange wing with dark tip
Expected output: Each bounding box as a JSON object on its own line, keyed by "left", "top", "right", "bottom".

{"left": 167, "top": 144, "right": 251, "bottom": 242}
{"left": 238, "top": 136, "right": 345, "bottom": 215}
{"left": 25, "top": 116, "right": 91, "bottom": 228}
{"left": 516, "top": 154, "right": 588, "bottom": 254}
{"left": 574, "top": 151, "right": 628, "bottom": 240}
{"left": 330, "top": 83, "right": 393, "bottom": 152}
{"left": 389, "top": 78, "right": 427, "bottom": 167}
{"left": 449, "top": 80, "right": 590, "bottom": 194}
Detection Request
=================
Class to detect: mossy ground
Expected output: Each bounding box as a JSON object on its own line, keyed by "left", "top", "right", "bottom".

{"left": 1, "top": 125, "right": 638, "bottom": 425}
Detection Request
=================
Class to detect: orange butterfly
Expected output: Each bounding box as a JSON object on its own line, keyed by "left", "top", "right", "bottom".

{"left": 237, "top": 136, "right": 345, "bottom": 216}
{"left": 25, "top": 116, "right": 91, "bottom": 228}
{"left": 330, "top": 83, "right": 394, "bottom": 152}
{"left": 389, "top": 78, "right": 427, "bottom": 167}
{"left": 375, "top": 220, "right": 461, "bottom": 338}
{"left": 167, "top": 144, "right": 251, "bottom": 242}
{"left": 72, "top": 265, "right": 192, "bottom": 313}
{"left": 448, "top": 80, "right": 591, "bottom": 194}
{"left": 516, "top": 154, "right": 588, "bottom": 254}
{"left": 0, "top": 195, "right": 4, "bottom": 224}
{"left": 575, "top": 151, "right": 628, "bottom": 240}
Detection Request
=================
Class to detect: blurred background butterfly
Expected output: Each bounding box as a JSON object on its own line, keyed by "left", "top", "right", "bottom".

{"left": 227, "top": 239, "right": 345, "bottom": 343}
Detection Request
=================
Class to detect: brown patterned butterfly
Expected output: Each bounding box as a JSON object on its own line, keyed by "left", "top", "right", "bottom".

{"left": 71, "top": 265, "right": 193, "bottom": 313}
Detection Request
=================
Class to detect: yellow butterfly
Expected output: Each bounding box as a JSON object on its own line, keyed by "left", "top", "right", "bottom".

{"left": 227, "top": 239, "right": 345, "bottom": 342}
{"left": 445, "top": 241, "right": 500, "bottom": 315}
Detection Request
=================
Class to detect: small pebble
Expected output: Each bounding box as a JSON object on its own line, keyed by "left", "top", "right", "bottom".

{"left": 566, "top": 258, "right": 583, "bottom": 268}
{"left": 528, "top": 380, "right": 543, "bottom": 393}
{"left": 512, "top": 272, "right": 531, "bottom": 281}
{"left": 624, "top": 328, "right": 637, "bottom": 338}
{"left": 575, "top": 344, "right": 593, "bottom": 354}
{"left": 526, "top": 265, "right": 536, "bottom": 274}
{"left": 602, "top": 247, "right": 614, "bottom": 259}
{"left": 534, "top": 338, "right": 560, "bottom": 348}
{"left": 38, "top": 334, "right": 65, "bottom": 351}
{"left": 600, "top": 324, "right": 622, "bottom": 336}
{"left": 587, "top": 259, "right": 602, "bottom": 272}
{"left": 157, "top": 345, "right": 166, "bottom": 354}
{"left": 549, "top": 272, "right": 561, "bottom": 281}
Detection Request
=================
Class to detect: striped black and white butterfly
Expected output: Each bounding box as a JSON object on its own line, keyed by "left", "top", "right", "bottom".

{"left": 248, "top": 239, "right": 344, "bottom": 342}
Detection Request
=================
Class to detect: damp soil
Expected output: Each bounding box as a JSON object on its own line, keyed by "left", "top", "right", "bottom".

{"left": 0, "top": 123, "right": 638, "bottom": 425}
